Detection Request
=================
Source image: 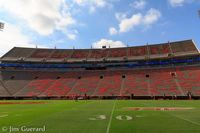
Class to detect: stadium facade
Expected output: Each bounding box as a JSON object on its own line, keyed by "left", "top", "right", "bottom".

{"left": 0, "top": 39, "right": 200, "bottom": 100}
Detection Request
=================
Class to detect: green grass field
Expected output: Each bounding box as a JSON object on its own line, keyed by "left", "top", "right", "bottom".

{"left": 0, "top": 100, "right": 200, "bottom": 133}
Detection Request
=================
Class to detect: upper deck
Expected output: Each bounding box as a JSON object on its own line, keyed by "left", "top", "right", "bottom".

{"left": 1, "top": 40, "right": 199, "bottom": 63}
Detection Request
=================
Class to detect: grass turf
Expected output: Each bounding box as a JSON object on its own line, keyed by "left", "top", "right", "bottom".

{"left": 0, "top": 100, "right": 200, "bottom": 133}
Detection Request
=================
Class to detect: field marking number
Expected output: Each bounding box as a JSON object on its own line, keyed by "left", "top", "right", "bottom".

{"left": 89, "top": 115, "right": 106, "bottom": 120}
{"left": 89, "top": 115, "right": 133, "bottom": 121}
{"left": 116, "top": 115, "right": 133, "bottom": 121}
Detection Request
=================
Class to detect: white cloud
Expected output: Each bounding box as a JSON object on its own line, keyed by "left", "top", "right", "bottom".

{"left": 109, "top": 27, "right": 118, "bottom": 35}
{"left": 74, "top": 0, "right": 110, "bottom": 13}
{"left": 74, "top": 0, "right": 107, "bottom": 7}
{"left": 62, "top": 29, "right": 78, "bottom": 40}
{"left": 119, "top": 13, "right": 142, "bottom": 33}
{"left": 169, "top": 0, "right": 185, "bottom": 7}
{"left": 0, "top": 23, "right": 46, "bottom": 57}
{"left": 143, "top": 8, "right": 161, "bottom": 25}
{"left": 92, "top": 39, "right": 126, "bottom": 48}
{"left": 116, "top": 8, "right": 161, "bottom": 33}
{"left": 0, "top": 0, "right": 76, "bottom": 36}
{"left": 115, "top": 13, "right": 127, "bottom": 21}
{"left": 130, "top": 0, "right": 147, "bottom": 9}
{"left": 67, "top": 33, "right": 76, "bottom": 40}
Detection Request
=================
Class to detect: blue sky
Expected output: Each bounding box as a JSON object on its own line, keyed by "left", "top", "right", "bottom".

{"left": 0, "top": 0, "right": 200, "bottom": 55}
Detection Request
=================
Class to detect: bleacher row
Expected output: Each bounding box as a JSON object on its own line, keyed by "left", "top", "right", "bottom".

{"left": 2, "top": 40, "right": 198, "bottom": 60}
{"left": 0, "top": 66, "right": 200, "bottom": 97}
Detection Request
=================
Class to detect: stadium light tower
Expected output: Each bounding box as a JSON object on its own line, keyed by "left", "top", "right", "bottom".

{"left": 0, "top": 22, "right": 5, "bottom": 31}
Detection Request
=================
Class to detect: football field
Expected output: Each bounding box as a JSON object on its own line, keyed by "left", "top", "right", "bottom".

{"left": 0, "top": 100, "right": 200, "bottom": 133}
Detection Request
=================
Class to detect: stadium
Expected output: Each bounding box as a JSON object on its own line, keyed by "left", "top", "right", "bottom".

{"left": 1, "top": 40, "right": 200, "bottom": 133}
{"left": 1, "top": 0, "right": 200, "bottom": 133}
{"left": 0, "top": 39, "right": 200, "bottom": 100}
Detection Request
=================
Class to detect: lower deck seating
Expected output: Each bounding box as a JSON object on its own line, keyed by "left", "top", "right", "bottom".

{"left": 0, "top": 82, "right": 10, "bottom": 96}
{"left": 1, "top": 66, "right": 200, "bottom": 97}
{"left": 15, "top": 72, "right": 68, "bottom": 96}
{"left": 67, "top": 71, "right": 101, "bottom": 96}
{"left": 175, "top": 67, "right": 200, "bottom": 95}
{"left": 93, "top": 71, "right": 122, "bottom": 96}
{"left": 148, "top": 69, "right": 183, "bottom": 96}
{"left": 122, "top": 70, "right": 149, "bottom": 96}
{"left": 41, "top": 72, "right": 79, "bottom": 96}
{"left": 1, "top": 71, "right": 32, "bottom": 95}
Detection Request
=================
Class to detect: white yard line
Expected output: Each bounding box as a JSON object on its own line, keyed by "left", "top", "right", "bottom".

{"left": 0, "top": 114, "right": 8, "bottom": 118}
{"left": 106, "top": 101, "right": 116, "bottom": 133}
{"left": 170, "top": 114, "right": 200, "bottom": 126}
